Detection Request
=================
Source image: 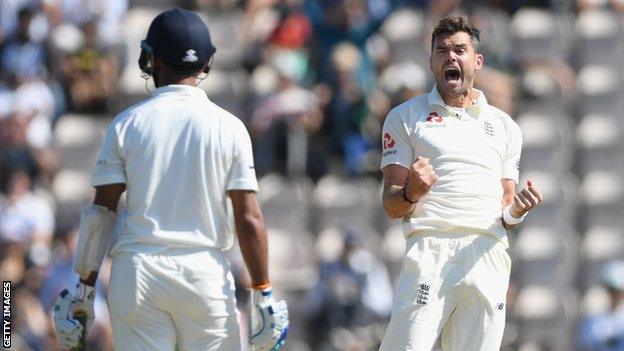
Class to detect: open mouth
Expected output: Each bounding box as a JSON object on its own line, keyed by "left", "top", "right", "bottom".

{"left": 444, "top": 68, "right": 461, "bottom": 83}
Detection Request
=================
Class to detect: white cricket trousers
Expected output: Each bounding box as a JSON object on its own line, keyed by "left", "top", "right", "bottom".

{"left": 108, "top": 247, "right": 243, "bottom": 351}
{"left": 379, "top": 233, "right": 511, "bottom": 351}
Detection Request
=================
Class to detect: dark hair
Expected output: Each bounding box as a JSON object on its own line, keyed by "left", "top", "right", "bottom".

{"left": 162, "top": 60, "right": 206, "bottom": 77}
{"left": 431, "top": 16, "right": 481, "bottom": 53}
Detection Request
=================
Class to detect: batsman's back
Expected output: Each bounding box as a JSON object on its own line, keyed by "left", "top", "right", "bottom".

{"left": 94, "top": 85, "right": 258, "bottom": 254}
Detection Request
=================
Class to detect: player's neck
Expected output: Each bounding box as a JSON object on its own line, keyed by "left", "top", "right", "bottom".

{"left": 442, "top": 88, "right": 477, "bottom": 108}
{"left": 156, "top": 76, "right": 198, "bottom": 88}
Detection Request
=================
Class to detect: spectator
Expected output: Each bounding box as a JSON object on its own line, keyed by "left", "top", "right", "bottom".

{"left": 0, "top": 170, "right": 54, "bottom": 263}
{"left": 0, "top": 114, "right": 41, "bottom": 191}
{"left": 251, "top": 50, "right": 326, "bottom": 179}
{"left": 57, "top": 18, "right": 120, "bottom": 112}
{"left": 306, "top": 0, "right": 386, "bottom": 83}
{"left": 0, "top": 5, "right": 57, "bottom": 148}
{"left": 306, "top": 229, "right": 392, "bottom": 350}
{"left": 579, "top": 260, "right": 624, "bottom": 351}
{"left": 0, "top": 6, "right": 48, "bottom": 79}
{"left": 322, "top": 42, "right": 378, "bottom": 175}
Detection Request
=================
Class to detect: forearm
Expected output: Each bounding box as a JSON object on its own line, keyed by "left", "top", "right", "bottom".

{"left": 235, "top": 213, "right": 270, "bottom": 287}
{"left": 383, "top": 184, "right": 415, "bottom": 219}
{"left": 501, "top": 194, "right": 517, "bottom": 231}
{"left": 74, "top": 184, "right": 123, "bottom": 287}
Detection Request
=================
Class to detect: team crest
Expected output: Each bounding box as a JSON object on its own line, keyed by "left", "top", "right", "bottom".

{"left": 484, "top": 121, "right": 495, "bottom": 137}
{"left": 416, "top": 283, "right": 430, "bottom": 305}
{"left": 183, "top": 49, "right": 198, "bottom": 62}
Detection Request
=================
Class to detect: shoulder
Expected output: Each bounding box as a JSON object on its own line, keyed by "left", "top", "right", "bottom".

{"left": 202, "top": 101, "right": 251, "bottom": 142}
{"left": 387, "top": 94, "right": 430, "bottom": 124}
{"left": 108, "top": 97, "right": 156, "bottom": 128}
{"left": 486, "top": 105, "right": 521, "bottom": 136}
{"left": 213, "top": 102, "right": 248, "bottom": 134}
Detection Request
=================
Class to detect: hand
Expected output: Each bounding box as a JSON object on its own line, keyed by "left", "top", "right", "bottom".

{"left": 53, "top": 283, "right": 96, "bottom": 349}
{"left": 510, "top": 180, "right": 543, "bottom": 218}
{"left": 249, "top": 288, "right": 289, "bottom": 351}
{"left": 404, "top": 157, "right": 438, "bottom": 202}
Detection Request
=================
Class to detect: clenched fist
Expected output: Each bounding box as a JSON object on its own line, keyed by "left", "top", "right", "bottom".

{"left": 510, "top": 180, "right": 543, "bottom": 217}
{"left": 404, "top": 157, "right": 438, "bottom": 203}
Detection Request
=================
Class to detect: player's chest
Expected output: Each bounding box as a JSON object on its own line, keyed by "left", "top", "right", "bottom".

{"left": 412, "top": 110, "right": 506, "bottom": 159}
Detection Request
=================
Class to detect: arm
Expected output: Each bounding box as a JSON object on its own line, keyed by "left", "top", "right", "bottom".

{"left": 229, "top": 189, "right": 269, "bottom": 287}
{"left": 79, "top": 183, "right": 125, "bottom": 286}
{"left": 501, "top": 179, "right": 543, "bottom": 230}
{"left": 230, "top": 190, "right": 289, "bottom": 350}
{"left": 382, "top": 158, "right": 438, "bottom": 219}
{"left": 382, "top": 164, "right": 412, "bottom": 218}
{"left": 53, "top": 183, "right": 124, "bottom": 348}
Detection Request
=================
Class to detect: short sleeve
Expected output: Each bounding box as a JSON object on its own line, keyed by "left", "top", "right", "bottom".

{"left": 92, "top": 122, "right": 126, "bottom": 186}
{"left": 501, "top": 119, "right": 522, "bottom": 183}
{"left": 380, "top": 108, "right": 414, "bottom": 170}
{"left": 227, "top": 123, "right": 259, "bottom": 192}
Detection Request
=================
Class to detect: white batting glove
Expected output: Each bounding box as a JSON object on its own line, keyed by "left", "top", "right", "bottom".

{"left": 53, "top": 282, "right": 96, "bottom": 349}
{"left": 249, "top": 287, "right": 289, "bottom": 351}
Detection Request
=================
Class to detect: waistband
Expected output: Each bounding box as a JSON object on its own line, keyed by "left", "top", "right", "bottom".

{"left": 111, "top": 244, "right": 225, "bottom": 258}
{"left": 405, "top": 230, "right": 509, "bottom": 248}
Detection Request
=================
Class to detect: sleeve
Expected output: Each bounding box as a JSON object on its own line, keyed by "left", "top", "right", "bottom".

{"left": 501, "top": 119, "right": 522, "bottom": 183}
{"left": 227, "top": 122, "right": 259, "bottom": 192}
{"left": 92, "top": 121, "right": 126, "bottom": 186}
{"left": 379, "top": 108, "right": 414, "bottom": 170}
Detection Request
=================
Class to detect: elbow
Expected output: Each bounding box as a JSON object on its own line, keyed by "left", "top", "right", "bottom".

{"left": 236, "top": 211, "right": 266, "bottom": 235}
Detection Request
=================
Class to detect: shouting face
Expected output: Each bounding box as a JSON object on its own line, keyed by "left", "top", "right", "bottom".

{"left": 430, "top": 31, "right": 483, "bottom": 102}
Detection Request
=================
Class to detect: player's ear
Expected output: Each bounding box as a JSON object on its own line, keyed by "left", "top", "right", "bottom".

{"left": 139, "top": 41, "right": 154, "bottom": 76}
{"left": 203, "top": 55, "right": 214, "bottom": 75}
{"left": 474, "top": 52, "right": 484, "bottom": 70}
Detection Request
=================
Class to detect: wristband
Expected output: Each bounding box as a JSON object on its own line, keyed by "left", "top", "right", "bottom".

{"left": 503, "top": 205, "right": 526, "bottom": 225}
{"left": 252, "top": 282, "right": 271, "bottom": 291}
{"left": 402, "top": 185, "right": 418, "bottom": 204}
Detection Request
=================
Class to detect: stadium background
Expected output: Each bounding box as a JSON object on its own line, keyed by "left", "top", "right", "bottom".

{"left": 1, "top": 0, "right": 623, "bottom": 350}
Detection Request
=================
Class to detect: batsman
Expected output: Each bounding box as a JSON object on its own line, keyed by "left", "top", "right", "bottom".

{"left": 52, "top": 8, "right": 288, "bottom": 351}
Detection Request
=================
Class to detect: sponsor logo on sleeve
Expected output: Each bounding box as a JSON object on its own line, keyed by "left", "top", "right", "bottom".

{"left": 383, "top": 133, "right": 396, "bottom": 150}
{"left": 382, "top": 133, "right": 397, "bottom": 157}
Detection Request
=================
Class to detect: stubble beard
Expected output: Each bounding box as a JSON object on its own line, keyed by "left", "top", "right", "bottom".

{"left": 436, "top": 72, "right": 474, "bottom": 103}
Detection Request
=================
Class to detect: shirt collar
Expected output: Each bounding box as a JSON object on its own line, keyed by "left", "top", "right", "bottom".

{"left": 152, "top": 84, "right": 207, "bottom": 98}
{"left": 427, "top": 84, "right": 488, "bottom": 110}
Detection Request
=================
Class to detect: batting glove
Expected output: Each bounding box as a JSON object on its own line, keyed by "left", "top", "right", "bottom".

{"left": 249, "top": 287, "right": 289, "bottom": 351}
{"left": 53, "top": 282, "right": 96, "bottom": 349}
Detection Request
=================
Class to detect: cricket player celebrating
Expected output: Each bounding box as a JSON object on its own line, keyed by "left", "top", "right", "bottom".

{"left": 52, "top": 8, "right": 288, "bottom": 351}
{"left": 379, "top": 16, "right": 543, "bottom": 350}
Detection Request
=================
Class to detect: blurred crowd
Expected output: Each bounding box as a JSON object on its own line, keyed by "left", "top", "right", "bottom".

{"left": 1, "top": 0, "right": 624, "bottom": 350}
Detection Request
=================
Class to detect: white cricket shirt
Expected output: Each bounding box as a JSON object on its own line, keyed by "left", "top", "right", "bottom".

{"left": 92, "top": 84, "right": 258, "bottom": 254}
{"left": 380, "top": 86, "right": 522, "bottom": 242}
